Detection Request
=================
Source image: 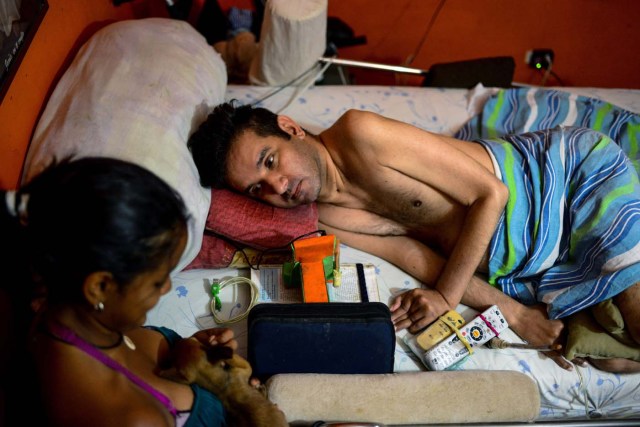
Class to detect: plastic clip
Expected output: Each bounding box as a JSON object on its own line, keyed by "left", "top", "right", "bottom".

{"left": 210, "top": 280, "right": 222, "bottom": 312}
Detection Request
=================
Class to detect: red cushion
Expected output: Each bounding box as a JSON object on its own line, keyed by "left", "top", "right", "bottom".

{"left": 185, "top": 189, "right": 319, "bottom": 269}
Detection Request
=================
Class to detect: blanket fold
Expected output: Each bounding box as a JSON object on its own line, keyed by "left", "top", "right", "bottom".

{"left": 476, "top": 126, "right": 640, "bottom": 319}
{"left": 456, "top": 88, "right": 640, "bottom": 174}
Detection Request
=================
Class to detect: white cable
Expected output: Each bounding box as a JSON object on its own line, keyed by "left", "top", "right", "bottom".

{"left": 403, "top": 0, "right": 447, "bottom": 67}
{"left": 276, "top": 59, "right": 333, "bottom": 114}
{"left": 575, "top": 364, "right": 598, "bottom": 418}
{"left": 209, "top": 276, "right": 259, "bottom": 325}
{"left": 250, "top": 60, "right": 321, "bottom": 107}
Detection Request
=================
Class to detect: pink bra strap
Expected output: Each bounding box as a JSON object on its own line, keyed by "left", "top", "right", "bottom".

{"left": 48, "top": 321, "right": 178, "bottom": 417}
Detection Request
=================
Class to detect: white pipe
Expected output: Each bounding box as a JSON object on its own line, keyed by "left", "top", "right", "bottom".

{"left": 318, "top": 57, "right": 428, "bottom": 75}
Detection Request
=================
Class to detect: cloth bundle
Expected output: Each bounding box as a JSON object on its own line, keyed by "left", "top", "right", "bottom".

{"left": 249, "top": 0, "right": 327, "bottom": 86}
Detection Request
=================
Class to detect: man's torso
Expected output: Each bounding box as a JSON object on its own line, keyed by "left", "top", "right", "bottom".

{"left": 317, "top": 111, "right": 496, "bottom": 266}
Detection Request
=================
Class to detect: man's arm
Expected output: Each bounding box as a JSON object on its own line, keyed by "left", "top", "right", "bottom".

{"left": 320, "top": 220, "right": 465, "bottom": 332}
{"left": 319, "top": 220, "right": 565, "bottom": 359}
{"left": 318, "top": 216, "right": 443, "bottom": 287}
{"left": 329, "top": 110, "right": 509, "bottom": 316}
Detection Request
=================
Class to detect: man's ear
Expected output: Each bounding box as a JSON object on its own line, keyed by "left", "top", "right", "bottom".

{"left": 277, "top": 115, "right": 305, "bottom": 139}
{"left": 83, "top": 271, "right": 115, "bottom": 308}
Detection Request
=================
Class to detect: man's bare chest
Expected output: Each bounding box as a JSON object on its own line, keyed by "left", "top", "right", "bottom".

{"left": 347, "top": 171, "right": 462, "bottom": 227}
{"left": 324, "top": 174, "right": 465, "bottom": 252}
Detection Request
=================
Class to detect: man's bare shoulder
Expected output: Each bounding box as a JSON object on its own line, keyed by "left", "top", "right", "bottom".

{"left": 323, "top": 109, "right": 390, "bottom": 149}
{"left": 333, "top": 109, "right": 387, "bottom": 133}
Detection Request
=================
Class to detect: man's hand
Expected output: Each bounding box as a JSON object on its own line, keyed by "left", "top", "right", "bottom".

{"left": 542, "top": 349, "right": 574, "bottom": 371}
{"left": 390, "top": 288, "right": 452, "bottom": 334}
{"left": 501, "top": 303, "right": 572, "bottom": 370}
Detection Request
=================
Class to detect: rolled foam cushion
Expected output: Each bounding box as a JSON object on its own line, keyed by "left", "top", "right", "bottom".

{"left": 23, "top": 18, "right": 226, "bottom": 271}
{"left": 266, "top": 371, "right": 540, "bottom": 424}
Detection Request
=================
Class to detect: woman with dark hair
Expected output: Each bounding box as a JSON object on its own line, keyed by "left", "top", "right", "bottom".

{"left": 0, "top": 157, "right": 234, "bottom": 426}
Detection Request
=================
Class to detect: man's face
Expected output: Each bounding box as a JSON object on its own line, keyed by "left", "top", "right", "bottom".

{"left": 226, "top": 129, "right": 322, "bottom": 208}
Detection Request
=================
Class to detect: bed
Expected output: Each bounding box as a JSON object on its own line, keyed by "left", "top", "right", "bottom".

{"left": 23, "top": 18, "right": 640, "bottom": 426}
{"left": 149, "top": 83, "right": 640, "bottom": 425}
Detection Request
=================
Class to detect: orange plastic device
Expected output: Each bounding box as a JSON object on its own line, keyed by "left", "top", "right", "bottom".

{"left": 292, "top": 235, "right": 340, "bottom": 302}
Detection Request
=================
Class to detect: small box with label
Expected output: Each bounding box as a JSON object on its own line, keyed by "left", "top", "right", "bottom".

{"left": 405, "top": 305, "right": 508, "bottom": 371}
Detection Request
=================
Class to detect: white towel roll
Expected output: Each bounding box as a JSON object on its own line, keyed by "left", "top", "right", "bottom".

{"left": 249, "top": 0, "right": 327, "bottom": 86}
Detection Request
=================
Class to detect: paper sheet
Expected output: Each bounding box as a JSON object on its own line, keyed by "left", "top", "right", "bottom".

{"left": 250, "top": 263, "right": 380, "bottom": 303}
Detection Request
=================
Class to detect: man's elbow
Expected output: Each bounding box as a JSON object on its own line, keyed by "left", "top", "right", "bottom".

{"left": 492, "top": 181, "right": 509, "bottom": 211}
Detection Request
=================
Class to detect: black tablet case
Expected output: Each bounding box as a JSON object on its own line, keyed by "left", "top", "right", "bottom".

{"left": 247, "top": 302, "right": 396, "bottom": 381}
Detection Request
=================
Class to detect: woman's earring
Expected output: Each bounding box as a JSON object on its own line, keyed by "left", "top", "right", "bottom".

{"left": 95, "top": 302, "right": 105, "bottom": 312}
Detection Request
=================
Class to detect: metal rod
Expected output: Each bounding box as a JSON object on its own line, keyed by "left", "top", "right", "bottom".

{"left": 488, "top": 337, "right": 561, "bottom": 352}
{"left": 318, "top": 57, "right": 428, "bottom": 76}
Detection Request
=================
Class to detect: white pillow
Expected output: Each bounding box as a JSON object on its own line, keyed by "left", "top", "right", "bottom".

{"left": 23, "top": 18, "right": 227, "bottom": 272}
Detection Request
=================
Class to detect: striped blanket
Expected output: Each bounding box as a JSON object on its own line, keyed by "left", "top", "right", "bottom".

{"left": 456, "top": 88, "right": 640, "bottom": 174}
{"left": 475, "top": 126, "right": 640, "bottom": 319}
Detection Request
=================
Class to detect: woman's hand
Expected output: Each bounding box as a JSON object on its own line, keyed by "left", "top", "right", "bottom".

{"left": 390, "top": 288, "right": 452, "bottom": 334}
{"left": 191, "top": 328, "right": 238, "bottom": 351}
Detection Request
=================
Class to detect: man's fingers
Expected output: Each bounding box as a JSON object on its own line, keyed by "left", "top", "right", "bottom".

{"left": 390, "top": 290, "right": 440, "bottom": 333}
{"left": 407, "top": 316, "right": 432, "bottom": 334}
{"left": 391, "top": 302, "right": 411, "bottom": 325}
{"left": 544, "top": 350, "right": 573, "bottom": 371}
{"left": 393, "top": 319, "right": 410, "bottom": 331}
{"left": 389, "top": 295, "right": 403, "bottom": 311}
{"left": 390, "top": 295, "right": 413, "bottom": 321}
{"left": 571, "top": 357, "right": 589, "bottom": 367}
{"left": 390, "top": 309, "right": 406, "bottom": 322}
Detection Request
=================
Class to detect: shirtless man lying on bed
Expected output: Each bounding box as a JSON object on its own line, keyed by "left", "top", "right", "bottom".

{"left": 188, "top": 102, "right": 640, "bottom": 373}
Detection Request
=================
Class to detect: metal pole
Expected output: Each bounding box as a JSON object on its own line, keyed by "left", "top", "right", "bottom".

{"left": 318, "top": 57, "right": 428, "bottom": 76}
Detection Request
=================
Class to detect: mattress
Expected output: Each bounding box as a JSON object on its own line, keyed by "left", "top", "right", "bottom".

{"left": 146, "top": 83, "right": 640, "bottom": 422}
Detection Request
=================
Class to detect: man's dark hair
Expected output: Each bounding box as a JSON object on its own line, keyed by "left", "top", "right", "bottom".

{"left": 188, "top": 101, "right": 291, "bottom": 188}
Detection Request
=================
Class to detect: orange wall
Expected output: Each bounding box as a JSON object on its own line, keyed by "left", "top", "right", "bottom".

{"left": 1, "top": 0, "right": 639, "bottom": 189}
{"left": 328, "top": 0, "right": 640, "bottom": 88}
{"left": 0, "top": 0, "right": 168, "bottom": 189}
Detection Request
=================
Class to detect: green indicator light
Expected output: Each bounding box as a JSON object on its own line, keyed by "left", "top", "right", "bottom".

{"left": 536, "top": 63, "right": 542, "bottom": 69}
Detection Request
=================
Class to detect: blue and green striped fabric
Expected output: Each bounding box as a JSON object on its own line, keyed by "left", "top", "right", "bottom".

{"left": 475, "top": 126, "right": 640, "bottom": 320}
{"left": 455, "top": 88, "right": 640, "bottom": 174}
